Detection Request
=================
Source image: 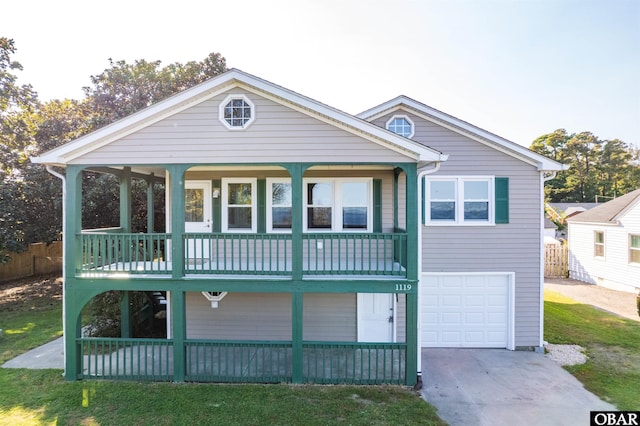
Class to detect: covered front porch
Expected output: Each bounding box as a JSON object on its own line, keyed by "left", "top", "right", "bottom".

{"left": 61, "top": 161, "right": 421, "bottom": 385}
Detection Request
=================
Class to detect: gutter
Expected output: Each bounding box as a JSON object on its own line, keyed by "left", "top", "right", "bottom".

{"left": 414, "top": 161, "right": 442, "bottom": 390}
{"left": 45, "top": 166, "right": 67, "bottom": 376}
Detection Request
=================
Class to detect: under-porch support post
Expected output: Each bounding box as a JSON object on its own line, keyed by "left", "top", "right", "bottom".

{"left": 120, "top": 291, "right": 132, "bottom": 338}
{"left": 171, "top": 289, "right": 186, "bottom": 382}
{"left": 403, "top": 163, "right": 418, "bottom": 386}
{"left": 63, "top": 165, "right": 83, "bottom": 380}
{"left": 292, "top": 291, "right": 303, "bottom": 383}
{"left": 119, "top": 167, "right": 132, "bottom": 232}
{"left": 146, "top": 173, "right": 155, "bottom": 233}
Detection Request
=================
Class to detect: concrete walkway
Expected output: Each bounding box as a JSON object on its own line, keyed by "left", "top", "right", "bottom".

{"left": 2, "top": 336, "right": 64, "bottom": 369}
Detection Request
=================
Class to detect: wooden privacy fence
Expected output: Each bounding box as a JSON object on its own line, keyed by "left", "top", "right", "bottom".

{"left": 0, "top": 241, "right": 63, "bottom": 281}
{"left": 544, "top": 243, "right": 568, "bottom": 278}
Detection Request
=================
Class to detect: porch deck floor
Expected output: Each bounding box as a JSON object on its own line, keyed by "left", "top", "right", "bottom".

{"left": 79, "top": 260, "right": 406, "bottom": 280}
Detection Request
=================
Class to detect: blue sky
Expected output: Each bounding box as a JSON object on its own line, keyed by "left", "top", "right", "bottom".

{"left": 4, "top": 0, "right": 639, "bottom": 147}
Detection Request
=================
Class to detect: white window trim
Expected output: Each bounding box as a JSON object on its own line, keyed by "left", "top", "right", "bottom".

{"left": 425, "top": 176, "right": 495, "bottom": 226}
{"left": 385, "top": 114, "right": 415, "bottom": 138}
{"left": 266, "top": 178, "right": 292, "bottom": 233}
{"left": 218, "top": 94, "right": 255, "bottom": 130}
{"left": 303, "top": 178, "right": 373, "bottom": 232}
{"left": 594, "top": 230, "right": 605, "bottom": 259}
{"left": 221, "top": 178, "right": 257, "bottom": 233}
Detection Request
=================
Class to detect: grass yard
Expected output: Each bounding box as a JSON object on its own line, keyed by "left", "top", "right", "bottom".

{"left": 0, "top": 276, "right": 444, "bottom": 426}
{"left": 544, "top": 289, "right": 640, "bottom": 410}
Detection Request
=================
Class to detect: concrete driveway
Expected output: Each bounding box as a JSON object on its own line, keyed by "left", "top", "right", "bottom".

{"left": 420, "top": 348, "right": 615, "bottom": 426}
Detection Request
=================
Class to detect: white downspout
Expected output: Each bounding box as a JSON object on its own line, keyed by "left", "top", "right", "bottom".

{"left": 45, "top": 166, "right": 66, "bottom": 375}
{"left": 539, "top": 171, "right": 557, "bottom": 350}
{"left": 414, "top": 161, "right": 442, "bottom": 389}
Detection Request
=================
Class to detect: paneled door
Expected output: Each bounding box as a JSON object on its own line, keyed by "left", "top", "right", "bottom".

{"left": 185, "top": 180, "right": 212, "bottom": 260}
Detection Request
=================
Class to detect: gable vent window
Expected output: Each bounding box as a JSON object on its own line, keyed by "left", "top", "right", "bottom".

{"left": 386, "top": 115, "right": 414, "bottom": 138}
{"left": 219, "top": 94, "right": 255, "bottom": 129}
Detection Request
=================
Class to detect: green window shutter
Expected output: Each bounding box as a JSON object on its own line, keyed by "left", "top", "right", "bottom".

{"left": 373, "top": 179, "right": 382, "bottom": 233}
{"left": 257, "top": 179, "right": 266, "bottom": 233}
{"left": 212, "top": 179, "right": 221, "bottom": 232}
{"left": 495, "top": 177, "right": 509, "bottom": 224}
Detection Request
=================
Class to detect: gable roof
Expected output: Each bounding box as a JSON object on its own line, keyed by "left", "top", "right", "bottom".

{"left": 32, "top": 70, "right": 447, "bottom": 167}
{"left": 567, "top": 189, "right": 640, "bottom": 224}
{"left": 358, "top": 95, "right": 567, "bottom": 172}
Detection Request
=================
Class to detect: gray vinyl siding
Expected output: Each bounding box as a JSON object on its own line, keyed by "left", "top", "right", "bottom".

{"left": 373, "top": 110, "right": 544, "bottom": 347}
{"left": 303, "top": 293, "right": 356, "bottom": 341}
{"left": 185, "top": 292, "right": 355, "bottom": 341}
{"left": 73, "top": 90, "right": 413, "bottom": 165}
{"left": 185, "top": 292, "right": 292, "bottom": 340}
{"left": 395, "top": 294, "right": 406, "bottom": 342}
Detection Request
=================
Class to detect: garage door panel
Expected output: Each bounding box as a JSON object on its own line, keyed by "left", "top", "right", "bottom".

{"left": 421, "top": 273, "right": 513, "bottom": 348}
{"left": 442, "top": 313, "right": 462, "bottom": 324}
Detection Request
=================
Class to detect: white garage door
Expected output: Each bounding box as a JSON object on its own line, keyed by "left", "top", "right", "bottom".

{"left": 421, "top": 273, "right": 514, "bottom": 349}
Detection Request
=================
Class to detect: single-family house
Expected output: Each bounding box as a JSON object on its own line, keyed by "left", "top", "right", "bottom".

{"left": 32, "top": 69, "right": 565, "bottom": 386}
{"left": 567, "top": 189, "right": 640, "bottom": 293}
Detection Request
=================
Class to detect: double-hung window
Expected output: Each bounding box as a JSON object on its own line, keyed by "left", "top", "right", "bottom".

{"left": 629, "top": 234, "right": 640, "bottom": 264}
{"left": 222, "top": 178, "right": 256, "bottom": 232}
{"left": 426, "top": 177, "right": 494, "bottom": 225}
{"left": 303, "top": 178, "right": 372, "bottom": 232}
{"left": 594, "top": 231, "right": 605, "bottom": 258}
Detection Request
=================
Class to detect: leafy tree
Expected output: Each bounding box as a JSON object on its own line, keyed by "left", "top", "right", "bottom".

{"left": 0, "top": 44, "right": 228, "bottom": 256}
{"left": 84, "top": 53, "right": 227, "bottom": 128}
{"left": 0, "top": 38, "right": 38, "bottom": 260}
{"left": 531, "top": 129, "right": 640, "bottom": 202}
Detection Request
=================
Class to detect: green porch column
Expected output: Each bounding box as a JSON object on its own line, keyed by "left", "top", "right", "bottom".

{"left": 403, "top": 163, "right": 418, "bottom": 386}
{"left": 168, "top": 165, "right": 187, "bottom": 279}
{"left": 119, "top": 167, "right": 132, "bottom": 232}
{"left": 283, "top": 163, "right": 306, "bottom": 383}
{"left": 393, "top": 168, "right": 401, "bottom": 230}
{"left": 63, "top": 165, "right": 83, "bottom": 380}
{"left": 291, "top": 291, "right": 303, "bottom": 383}
{"left": 171, "top": 289, "right": 186, "bottom": 382}
{"left": 146, "top": 173, "right": 155, "bottom": 233}
{"left": 168, "top": 165, "right": 188, "bottom": 381}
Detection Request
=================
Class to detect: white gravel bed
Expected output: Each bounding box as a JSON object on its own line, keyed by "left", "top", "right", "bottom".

{"left": 545, "top": 343, "right": 587, "bottom": 366}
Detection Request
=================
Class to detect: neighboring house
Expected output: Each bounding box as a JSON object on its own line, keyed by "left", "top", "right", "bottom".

{"left": 567, "top": 189, "right": 640, "bottom": 293}
{"left": 32, "top": 69, "right": 565, "bottom": 386}
{"left": 546, "top": 202, "right": 599, "bottom": 222}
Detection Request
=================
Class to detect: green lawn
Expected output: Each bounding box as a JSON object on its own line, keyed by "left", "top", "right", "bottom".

{"left": 544, "top": 290, "right": 640, "bottom": 410}
{"left": 0, "top": 280, "right": 444, "bottom": 426}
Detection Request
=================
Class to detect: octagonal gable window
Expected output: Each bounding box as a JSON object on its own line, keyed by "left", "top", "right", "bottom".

{"left": 386, "top": 115, "right": 414, "bottom": 138}
{"left": 219, "top": 94, "right": 255, "bottom": 129}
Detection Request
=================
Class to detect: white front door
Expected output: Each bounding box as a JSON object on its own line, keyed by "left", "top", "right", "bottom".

{"left": 185, "top": 181, "right": 212, "bottom": 259}
{"left": 357, "top": 293, "right": 393, "bottom": 342}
